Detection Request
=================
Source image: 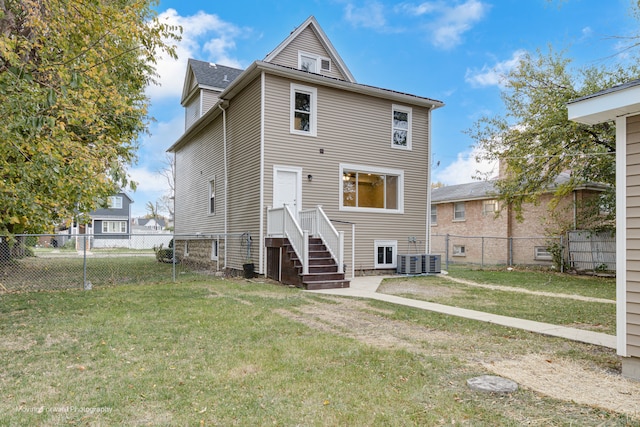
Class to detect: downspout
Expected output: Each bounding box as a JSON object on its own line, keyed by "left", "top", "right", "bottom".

{"left": 426, "top": 108, "right": 433, "bottom": 254}
{"left": 572, "top": 190, "right": 577, "bottom": 230}
{"left": 258, "top": 71, "right": 266, "bottom": 276}
{"left": 219, "top": 100, "right": 229, "bottom": 270}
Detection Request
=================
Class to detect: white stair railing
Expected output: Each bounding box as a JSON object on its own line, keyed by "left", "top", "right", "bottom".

{"left": 266, "top": 205, "right": 343, "bottom": 275}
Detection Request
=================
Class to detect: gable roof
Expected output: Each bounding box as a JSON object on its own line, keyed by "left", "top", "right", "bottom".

{"left": 181, "top": 59, "right": 244, "bottom": 105}
{"left": 264, "top": 16, "right": 356, "bottom": 83}
{"left": 431, "top": 173, "right": 608, "bottom": 204}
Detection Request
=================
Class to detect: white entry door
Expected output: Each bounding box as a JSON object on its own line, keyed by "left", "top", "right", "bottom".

{"left": 273, "top": 166, "right": 302, "bottom": 213}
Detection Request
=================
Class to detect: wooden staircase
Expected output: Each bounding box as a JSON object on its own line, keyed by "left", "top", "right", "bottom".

{"left": 284, "top": 237, "right": 350, "bottom": 290}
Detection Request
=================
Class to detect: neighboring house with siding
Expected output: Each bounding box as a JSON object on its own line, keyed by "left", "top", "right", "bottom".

{"left": 168, "top": 16, "right": 443, "bottom": 288}
{"left": 568, "top": 79, "right": 640, "bottom": 380}
{"left": 60, "top": 192, "right": 133, "bottom": 249}
{"left": 430, "top": 174, "right": 607, "bottom": 266}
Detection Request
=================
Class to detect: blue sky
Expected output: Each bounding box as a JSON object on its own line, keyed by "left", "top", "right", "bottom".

{"left": 131, "top": 0, "right": 639, "bottom": 217}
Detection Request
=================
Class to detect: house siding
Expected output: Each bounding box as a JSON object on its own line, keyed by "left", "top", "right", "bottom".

{"left": 225, "top": 76, "right": 262, "bottom": 267}
{"left": 202, "top": 89, "right": 220, "bottom": 116}
{"left": 262, "top": 74, "right": 429, "bottom": 273}
{"left": 184, "top": 96, "right": 200, "bottom": 130}
{"left": 269, "top": 26, "right": 347, "bottom": 81}
{"left": 627, "top": 114, "right": 640, "bottom": 357}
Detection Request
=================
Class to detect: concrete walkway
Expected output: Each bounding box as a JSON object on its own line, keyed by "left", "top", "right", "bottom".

{"left": 307, "top": 275, "right": 617, "bottom": 349}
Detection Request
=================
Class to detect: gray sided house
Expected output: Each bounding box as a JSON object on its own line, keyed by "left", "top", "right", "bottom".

{"left": 90, "top": 193, "right": 133, "bottom": 247}
{"left": 568, "top": 79, "right": 640, "bottom": 380}
{"left": 168, "top": 16, "right": 443, "bottom": 288}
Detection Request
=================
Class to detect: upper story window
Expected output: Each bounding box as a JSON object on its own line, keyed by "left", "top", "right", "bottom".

{"left": 430, "top": 205, "right": 437, "bottom": 224}
{"left": 392, "top": 105, "right": 412, "bottom": 150}
{"left": 454, "top": 202, "right": 465, "bottom": 220}
{"left": 340, "top": 163, "right": 404, "bottom": 213}
{"left": 107, "top": 196, "right": 123, "bottom": 209}
{"left": 298, "top": 51, "right": 331, "bottom": 73}
{"left": 483, "top": 199, "right": 498, "bottom": 215}
{"left": 290, "top": 83, "right": 317, "bottom": 137}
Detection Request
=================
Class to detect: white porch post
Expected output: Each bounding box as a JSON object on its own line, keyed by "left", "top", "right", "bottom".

{"left": 302, "top": 230, "right": 309, "bottom": 275}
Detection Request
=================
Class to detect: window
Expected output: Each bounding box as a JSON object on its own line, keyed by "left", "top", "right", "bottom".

{"left": 107, "top": 196, "right": 123, "bottom": 209}
{"left": 534, "top": 246, "right": 552, "bottom": 261}
{"left": 454, "top": 202, "right": 465, "bottom": 220}
{"left": 392, "top": 105, "right": 412, "bottom": 150}
{"left": 184, "top": 241, "right": 189, "bottom": 257}
{"left": 340, "top": 164, "right": 404, "bottom": 213}
{"left": 211, "top": 240, "right": 219, "bottom": 261}
{"left": 298, "top": 51, "right": 331, "bottom": 73}
{"left": 209, "top": 178, "right": 216, "bottom": 214}
{"left": 290, "top": 83, "right": 317, "bottom": 136}
{"left": 453, "top": 245, "right": 466, "bottom": 257}
{"left": 375, "top": 240, "right": 397, "bottom": 269}
{"left": 102, "top": 221, "right": 126, "bottom": 233}
{"left": 430, "top": 205, "right": 437, "bottom": 225}
{"left": 483, "top": 199, "right": 498, "bottom": 215}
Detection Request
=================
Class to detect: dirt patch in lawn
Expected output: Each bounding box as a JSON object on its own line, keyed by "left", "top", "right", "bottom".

{"left": 377, "top": 280, "right": 463, "bottom": 299}
{"left": 275, "top": 296, "right": 640, "bottom": 420}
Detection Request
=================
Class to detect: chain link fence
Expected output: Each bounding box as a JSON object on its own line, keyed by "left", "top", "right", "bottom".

{"left": 0, "top": 232, "right": 253, "bottom": 293}
{"left": 431, "top": 234, "right": 562, "bottom": 271}
{"left": 431, "top": 232, "right": 616, "bottom": 273}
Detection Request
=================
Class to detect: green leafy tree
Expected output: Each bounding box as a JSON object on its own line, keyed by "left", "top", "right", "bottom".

{"left": 0, "top": 0, "right": 180, "bottom": 234}
{"left": 467, "top": 46, "right": 640, "bottom": 226}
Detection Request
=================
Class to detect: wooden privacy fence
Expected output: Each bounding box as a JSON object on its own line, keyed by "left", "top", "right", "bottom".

{"left": 567, "top": 230, "right": 616, "bottom": 272}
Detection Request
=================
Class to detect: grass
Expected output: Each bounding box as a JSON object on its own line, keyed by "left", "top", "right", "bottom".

{"left": 0, "top": 278, "right": 632, "bottom": 426}
{"left": 446, "top": 265, "right": 616, "bottom": 300}
{"left": 0, "top": 255, "right": 194, "bottom": 291}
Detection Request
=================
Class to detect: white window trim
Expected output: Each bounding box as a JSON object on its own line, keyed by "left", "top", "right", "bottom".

{"left": 339, "top": 163, "right": 404, "bottom": 214}
{"left": 211, "top": 239, "right": 219, "bottom": 261}
{"left": 453, "top": 245, "right": 466, "bottom": 257}
{"left": 375, "top": 240, "right": 397, "bottom": 269}
{"left": 483, "top": 199, "right": 498, "bottom": 215}
{"left": 430, "top": 205, "right": 437, "bottom": 225}
{"left": 107, "top": 196, "right": 123, "bottom": 209}
{"left": 102, "top": 220, "right": 127, "bottom": 234}
{"left": 290, "top": 83, "right": 317, "bottom": 137}
{"left": 209, "top": 176, "right": 216, "bottom": 215}
{"left": 298, "top": 51, "right": 331, "bottom": 73}
{"left": 534, "top": 246, "right": 552, "bottom": 261}
{"left": 453, "top": 202, "right": 465, "bottom": 221}
{"left": 391, "top": 104, "right": 412, "bottom": 150}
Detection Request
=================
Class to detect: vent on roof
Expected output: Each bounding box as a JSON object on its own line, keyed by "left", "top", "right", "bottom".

{"left": 209, "top": 62, "right": 217, "bottom": 68}
{"left": 223, "top": 75, "right": 229, "bottom": 82}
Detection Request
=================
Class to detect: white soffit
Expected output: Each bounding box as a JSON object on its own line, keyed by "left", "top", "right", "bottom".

{"left": 568, "top": 84, "right": 640, "bottom": 125}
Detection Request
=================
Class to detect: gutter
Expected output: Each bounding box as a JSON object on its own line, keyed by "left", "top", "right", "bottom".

{"left": 219, "top": 100, "right": 229, "bottom": 270}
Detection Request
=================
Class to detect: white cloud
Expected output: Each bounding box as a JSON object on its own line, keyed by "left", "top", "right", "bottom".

{"left": 465, "top": 49, "right": 527, "bottom": 88}
{"left": 433, "top": 147, "right": 498, "bottom": 185}
{"left": 146, "top": 9, "right": 247, "bottom": 100}
{"left": 345, "top": 1, "right": 387, "bottom": 29}
{"left": 411, "top": 0, "right": 489, "bottom": 49}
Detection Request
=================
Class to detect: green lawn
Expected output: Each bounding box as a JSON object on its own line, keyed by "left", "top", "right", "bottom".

{"left": 0, "top": 278, "right": 632, "bottom": 426}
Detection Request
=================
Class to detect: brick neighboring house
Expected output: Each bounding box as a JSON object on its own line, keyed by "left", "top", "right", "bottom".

{"left": 430, "top": 173, "right": 608, "bottom": 266}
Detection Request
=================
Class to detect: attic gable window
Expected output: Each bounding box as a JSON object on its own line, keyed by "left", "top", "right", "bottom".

{"left": 298, "top": 51, "right": 331, "bottom": 74}
{"left": 392, "top": 105, "right": 412, "bottom": 150}
{"left": 107, "top": 196, "right": 123, "bottom": 209}
{"left": 290, "top": 83, "right": 317, "bottom": 136}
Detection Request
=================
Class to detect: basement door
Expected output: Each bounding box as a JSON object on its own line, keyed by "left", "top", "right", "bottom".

{"left": 273, "top": 166, "right": 302, "bottom": 213}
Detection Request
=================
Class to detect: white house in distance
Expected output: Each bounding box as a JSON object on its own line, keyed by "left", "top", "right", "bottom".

{"left": 568, "top": 79, "right": 640, "bottom": 381}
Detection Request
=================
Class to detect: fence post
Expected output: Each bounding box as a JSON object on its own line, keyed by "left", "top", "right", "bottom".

{"left": 172, "top": 236, "right": 176, "bottom": 282}
{"left": 83, "top": 234, "right": 90, "bottom": 290}
{"left": 481, "top": 237, "right": 484, "bottom": 268}
{"left": 560, "top": 235, "right": 564, "bottom": 273}
{"left": 445, "top": 234, "right": 449, "bottom": 271}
